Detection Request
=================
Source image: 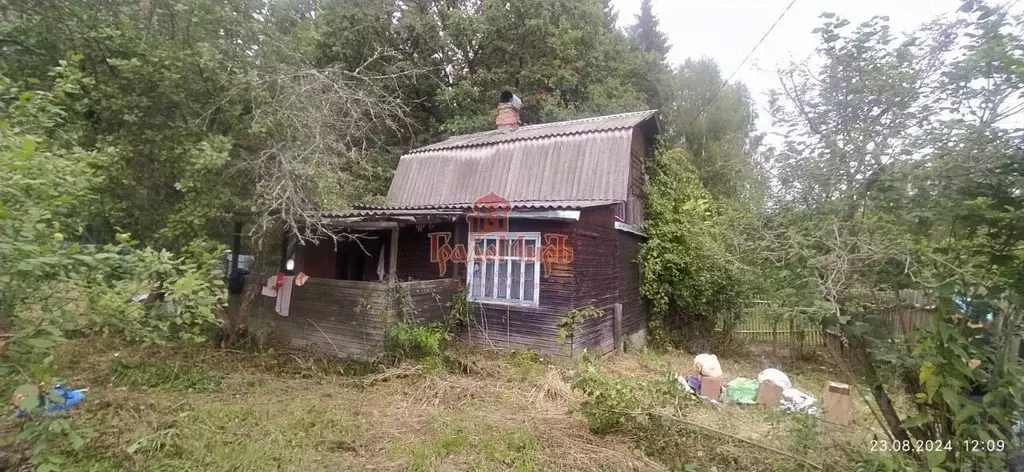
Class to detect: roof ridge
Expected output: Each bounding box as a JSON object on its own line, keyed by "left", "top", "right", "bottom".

{"left": 407, "top": 109, "right": 657, "bottom": 154}
{"left": 518, "top": 109, "right": 658, "bottom": 130}
{"left": 353, "top": 198, "right": 619, "bottom": 208}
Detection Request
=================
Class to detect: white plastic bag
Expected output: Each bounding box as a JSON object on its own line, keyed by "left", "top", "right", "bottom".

{"left": 693, "top": 353, "right": 723, "bottom": 378}
{"left": 757, "top": 368, "right": 792, "bottom": 390}
{"left": 781, "top": 388, "right": 818, "bottom": 414}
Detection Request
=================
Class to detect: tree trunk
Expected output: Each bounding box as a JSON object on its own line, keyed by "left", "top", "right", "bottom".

{"left": 855, "top": 343, "right": 928, "bottom": 450}
{"left": 222, "top": 232, "right": 270, "bottom": 347}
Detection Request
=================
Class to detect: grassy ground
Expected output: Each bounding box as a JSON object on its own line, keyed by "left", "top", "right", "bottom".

{"left": 1, "top": 339, "right": 893, "bottom": 471}
{"left": 594, "top": 345, "right": 893, "bottom": 470}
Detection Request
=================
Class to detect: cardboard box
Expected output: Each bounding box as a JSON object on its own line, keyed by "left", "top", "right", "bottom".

{"left": 824, "top": 382, "right": 853, "bottom": 425}
{"left": 700, "top": 376, "right": 723, "bottom": 401}
{"left": 756, "top": 380, "right": 784, "bottom": 407}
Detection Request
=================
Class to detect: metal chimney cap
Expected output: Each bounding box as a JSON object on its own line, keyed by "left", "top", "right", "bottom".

{"left": 498, "top": 90, "right": 522, "bottom": 110}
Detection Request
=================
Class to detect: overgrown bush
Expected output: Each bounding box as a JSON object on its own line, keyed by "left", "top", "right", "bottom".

{"left": 443, "top": 284, "right": 473, "bottom": 331}
{"left": 640, "top": 147, "right": 749, "bottom": 348}
{"left": 0, "top": 65, "right": 226, "bottom": 470}
{"left": 571, "top": 357, "right": 692, "bottom": 434}
{"left": 384, "top": 322, "right": 452, "bottom": 372}
{"left": 80, "top": 238, "right": 224, "bottom": 344}
{"left": 873, "top": 304, "right": 1023, "bottom": 471}
{"left": 556, "top": 306, "right": 604, "bottom": 353}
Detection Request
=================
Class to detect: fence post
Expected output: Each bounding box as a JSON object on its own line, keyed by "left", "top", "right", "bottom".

{"left": 772, "top": 319, "right": 778, "bottom": 356}
{"left": 613, "top": 303, "right": 623, "bottom": 353}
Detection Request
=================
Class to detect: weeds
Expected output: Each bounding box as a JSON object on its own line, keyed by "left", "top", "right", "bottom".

{"left": 570, "top": 353, "right": 863, "bottom": 471}
{"left": 384, "top": 322, "right": 453, "bottom": 373}
{"left": 111, "top": 359, "right": 221, "bottom": 392}
{"left": 443, "top": 285, "right": 473, "bottom": 331}
{"left": 572, "top": 356, "right": 694, "bottom": 434}
{"left": 505, "top": 350, "right": 547, "bottom": 382}
{"left": 557, "top": 306, "right": 604, "bottom": 353}
{"left": 2, "top": 416, "right": 90, "bottom": 472}
{"left": 2, "top": 336, "right": 886, "bottom": 471}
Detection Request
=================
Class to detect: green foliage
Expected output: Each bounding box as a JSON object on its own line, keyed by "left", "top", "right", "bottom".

{"left": 5, "top": 416, "right": 89, "bottom": 472}
{"left": 899, "top": 310, "right": 1022, "bottom": 470}
{"left": 626, "top": 0, "right": 670, "bottom": 57}
{"left": 82, "top": 240, "right": 225, "bottom": 345}
{"left": 571, "top": 357, "right": 692, "bottom": 434}
{"left": 444, "top": 285, "right": 473, "bottom": 331}
{"left": 385, "top": 322, "right": 452, "bottom": 372}
{"left": 556, "top": 306, "right": 605, "bottom": 352}
{"left": 756, "top": 2, "right": 1024, "bottom": 469}
{"left": 641, "top": 147, "right": 749, "bottom": 347}
{"left": 662, "top": 58, "right": 761, "bottom": 204}
{"left": 111, "top": 359, "right": 221, "bottom": 393}
{"left": 0, "top": 0, "right": 682, "bottom": 256}
{"left": 0, "top": 70, "right": 226, "bottom": 470}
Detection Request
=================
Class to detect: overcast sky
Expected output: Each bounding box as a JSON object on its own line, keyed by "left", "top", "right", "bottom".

{"left": 609, "top": 0, "right": 1021, "bottom": 134}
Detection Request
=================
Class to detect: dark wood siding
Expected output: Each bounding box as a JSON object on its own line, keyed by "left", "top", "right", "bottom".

{"left": 263, "top": 210, "right": 647, "bottom": 358}
{"left": 566, "top": 207, "right": 648, "bottom": 356}
{"left": 616, "top": 230, "right": 646, "bottom": 337}
{"left": 573, "top": 207, "right": 620, "bottom": 355}
{"left": 396, "top": 222, "right": 457, "bottom": 281}
{"left": 468, "top": 304, "right": 566, "bottom": 354}
{"left": 251, "top": 278, "right": 458, "bottom": 358}
{"left": 297, "top": 242, "right": 336, "bottom": 279}
{"left": 452, "top": 210, "right": 650, "bottom": 356}
{"left": 398, "top": 279, "right": 459, "bottom": 324}
{"left": 295, "top": 231, "right": 389, "bottom": 281}
{"left": 622, "top": 127, "right": 648, "bottom": 226}
{"left": 460, "top": 218, "right": 576, "bottom": 355}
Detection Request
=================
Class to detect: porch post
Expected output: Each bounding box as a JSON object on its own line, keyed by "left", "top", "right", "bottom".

{"left": 388, "top": 227, "right": 399, "bottom": 283}
{"left": 454, "top": 221, "right": 464, "bottom": 278}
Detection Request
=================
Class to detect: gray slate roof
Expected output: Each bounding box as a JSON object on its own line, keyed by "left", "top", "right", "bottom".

{"left": 387, "top": 110, "right": 657, "bottom": 207}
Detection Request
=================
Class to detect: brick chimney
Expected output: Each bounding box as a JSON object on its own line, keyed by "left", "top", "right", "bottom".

{"left": 496, "top": 90, "right": 521, "bottom": 132}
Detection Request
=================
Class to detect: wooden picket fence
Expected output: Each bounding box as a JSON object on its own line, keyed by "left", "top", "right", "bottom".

{"left": 730, "top": 312, "right": 824, "bottom": 346}
{"left": 729, "top": 297, "right": 935, "bottom": 352}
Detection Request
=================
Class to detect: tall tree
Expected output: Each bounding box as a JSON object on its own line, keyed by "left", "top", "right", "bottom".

{"left": 624, "top": 0, "right": 673, "bottom": 109}
{"left": 0, "top": 0, "right": 664, "bottom": 252}
{"left": 628, "top": 0, "right": 670, "bottom": 58}
{"left": 663, "top": 58, "right": 761, "bottom": 203}
{"left": 756, "top": 5, "right": 1024, "bottom": 466}
{"left": 600, "top": 0, "right": 619, "bottom": 33}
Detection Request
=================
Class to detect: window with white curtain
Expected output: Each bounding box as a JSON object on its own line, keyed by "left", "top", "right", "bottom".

{"left": 467, "top": 232, "right": 541, "bottom": 306}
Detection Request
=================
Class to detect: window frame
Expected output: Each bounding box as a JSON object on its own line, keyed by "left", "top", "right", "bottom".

{"left": 466, "top": 231, "right": 542, "bottom": 307}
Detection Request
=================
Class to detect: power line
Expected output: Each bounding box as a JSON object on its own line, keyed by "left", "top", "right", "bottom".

{"left": 685, "top": 0, "right": 797, "bottom": 129}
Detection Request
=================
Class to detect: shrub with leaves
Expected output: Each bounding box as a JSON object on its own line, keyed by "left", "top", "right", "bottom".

{"left": 895, "top": 304, "right": 1023, "bottom": 471}
{"left": 0, "top": 64, "right": 225, "bottom": 469}
{"left": 556, "top": 306, "right": 604, "bottom": 353}
{"left": 384, "top": 322, "right": 452, "bottom": 372}
{"left": 640, "top": 147, "right": 749, "bottom": 347}
{"left": 80, "top": 238, "right": 225, "bottom": 345}
{"left": 571, "top": 357, "right": 693, "bottom": 434}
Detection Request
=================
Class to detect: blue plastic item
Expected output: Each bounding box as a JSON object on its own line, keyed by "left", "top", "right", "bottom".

{"left": 15, "top": 385, "right": 87, "bottom": 417}
{"left": 47, "top": 385, "right": 86, "bottom": 413}
{"left": 954, "top": 297, "right": 994, "bottom": 322}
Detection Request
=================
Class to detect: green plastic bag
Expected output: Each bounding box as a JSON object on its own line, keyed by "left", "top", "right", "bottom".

{"left": 725, "top": 377, "right": 759, "bottom": 404}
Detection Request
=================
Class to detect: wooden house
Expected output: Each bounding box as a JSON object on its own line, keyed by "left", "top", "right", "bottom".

{"left": 252, "top": 93, "right": 658, "bottom": 357}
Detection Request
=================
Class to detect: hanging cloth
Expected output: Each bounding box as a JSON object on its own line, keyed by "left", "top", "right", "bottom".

{"left": 261, "top": 277, "right": 278, "bottom": 297}
{"left": 275, "top": 276, "right": 295, "bottom": 316}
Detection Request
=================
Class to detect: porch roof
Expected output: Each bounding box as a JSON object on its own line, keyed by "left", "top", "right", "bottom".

{"left": 325, "top": 199, "right": 617, "bottom": 218}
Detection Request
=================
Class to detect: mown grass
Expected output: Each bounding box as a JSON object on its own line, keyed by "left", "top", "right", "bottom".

{"left": 2, "top": 339, "right": 657, "bottom": 471}
{"left": 592, "top": 345, "right": 902, "bottom": 470}
{"left": 1, "top": 338, "right": 895, "bottom": 471}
